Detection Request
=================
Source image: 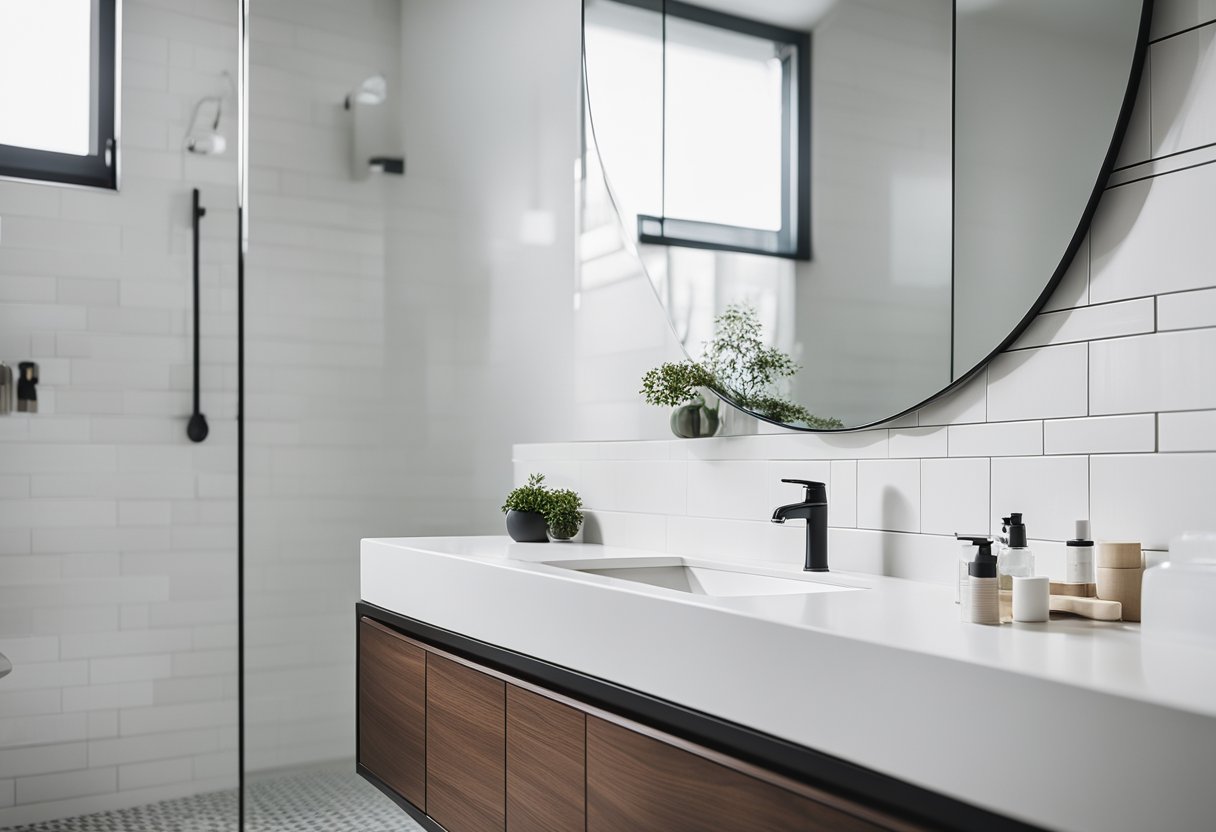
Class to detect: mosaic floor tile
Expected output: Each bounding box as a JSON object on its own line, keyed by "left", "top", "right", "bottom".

{"left": 2, "top": 762, "right": 419, "bottom": 832}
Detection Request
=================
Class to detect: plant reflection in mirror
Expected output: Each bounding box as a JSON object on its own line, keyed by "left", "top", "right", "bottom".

{"left": 641, "top": 304, "right": 843, "bottom": 430}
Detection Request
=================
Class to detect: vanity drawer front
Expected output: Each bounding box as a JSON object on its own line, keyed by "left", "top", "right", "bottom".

{"left": 357, "top": 618, "right": 426, "bottom": 808}
{"left": 426, "top": 653, "right": 506, "bottom": 832}
{"left": 507, "top": 684, "right": 586, "bottom": 832}
{"left": 587, "top": 717, "right": 886, "bottom": 832}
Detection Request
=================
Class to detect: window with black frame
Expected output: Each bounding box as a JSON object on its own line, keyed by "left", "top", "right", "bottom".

{"left": 585, "top": 0, "right": 809, "bottom": 260}
{"left": 0, "top": 0, "right": 119, "bottom": 190}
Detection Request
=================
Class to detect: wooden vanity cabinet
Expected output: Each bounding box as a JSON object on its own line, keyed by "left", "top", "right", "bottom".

{"left": 506, "top": 684, "right": 586, "bottom": 831}
{"left": 587, "top": 717, "right": 884, "bottom": 832}
{"left": 426, "top": 654, "right": 506, "bottom": 832}
{"left": 358, "top": 612, "right": 933, "bottom": 832}
{"left": 357, "top": 618, "right": 426, "bottom": 808}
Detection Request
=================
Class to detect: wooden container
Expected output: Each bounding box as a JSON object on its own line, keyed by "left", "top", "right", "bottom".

{"left": 1050, "top": 581, "right": 1097, "bottom": 597}
{"left": 1097, "top": 542, "right": 1144, "bottom": 569}
{"left": 1096, "top": 542, "right": 1143, "bottom": 622}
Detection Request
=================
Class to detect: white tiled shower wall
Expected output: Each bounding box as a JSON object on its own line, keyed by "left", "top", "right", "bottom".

{"left": 243, "top": 0, "right": 579, "bottom": 774}
{"left": 0, "top": 1, "right": 240, "bottom": 826}
{"left": 241, "top": 0, "right": 405, "bottom": 776}
{"left": 524, "top": 3, "right": 1216, "bottom": 581}
{"left": 1, "top": 0, "right": 581, "bottom": 823}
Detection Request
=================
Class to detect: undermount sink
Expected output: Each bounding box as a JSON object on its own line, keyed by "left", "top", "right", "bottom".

{"left": 547, "top": 559, "right": 862, "bottom": 598}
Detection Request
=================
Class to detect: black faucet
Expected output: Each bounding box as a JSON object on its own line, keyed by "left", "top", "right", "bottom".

{"left": 772, "top": 479, "right": 829, "bottom": 572}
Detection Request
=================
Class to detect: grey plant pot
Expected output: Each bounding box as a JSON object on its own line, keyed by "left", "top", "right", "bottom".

{"left": 505, "top": 509, "right": 549, "bottom": 543}
{"left": 670, "top": 403, "right": 720, "bottom": 439}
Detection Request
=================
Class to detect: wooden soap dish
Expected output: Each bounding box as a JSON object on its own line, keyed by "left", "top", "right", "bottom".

{"left": 1049, "top": 595, "right": 1122, "bottom": 621}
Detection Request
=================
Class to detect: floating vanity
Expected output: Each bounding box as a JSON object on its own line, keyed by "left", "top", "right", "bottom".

{"left": 357, "top": 537, "right": 1216, "bottom": 832}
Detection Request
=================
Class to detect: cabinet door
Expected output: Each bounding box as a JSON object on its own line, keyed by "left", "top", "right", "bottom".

{"left": 506, "top": 685, "right": 586, "bottom": 832}
{"left": 427, "top": 653, "right": 506, "bottom": 832}
{"left": 587, "top": 717, "right": 884, "bottom": 832}
{"left": 357, "top": 618, "right": 426, "bottom": 808}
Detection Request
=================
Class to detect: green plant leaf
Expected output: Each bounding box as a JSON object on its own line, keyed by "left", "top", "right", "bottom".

{"left": 501, "top": 472, "right": 549, "bottom": 514}
{"left": 639, "top": 303, "right": 843, "bottom": 429}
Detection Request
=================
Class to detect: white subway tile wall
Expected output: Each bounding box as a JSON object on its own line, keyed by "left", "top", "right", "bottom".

{"left": 524, "top": 3, "right": 1216, "bottom": 583}
{"left": 245, "top": 0, "right": 581, "bottom": 785}
{"left": 0, "top": 0, "right": 241, "bottom": 826}
{"left": 241, "top": 0, "right": 404, "bottom": 778}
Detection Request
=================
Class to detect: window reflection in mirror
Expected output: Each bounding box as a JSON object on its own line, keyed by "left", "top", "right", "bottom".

{"left": 584, "top": 0, "right": 952, "bottom": 427}
{"left": 584, "top": 0, "right": 1143, "bottom": 430}
{"left": 584, "top": 0, "right": 807, "bottom": 259}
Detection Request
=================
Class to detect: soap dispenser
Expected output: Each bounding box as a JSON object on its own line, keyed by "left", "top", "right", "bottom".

{"left": 998, "top": 513, "right": 1034, "bottom": 590}
{"left": 957, "top": 535, "right": 1000, "bottom": 624}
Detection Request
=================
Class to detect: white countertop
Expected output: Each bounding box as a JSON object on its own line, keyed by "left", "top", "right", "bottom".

{"left": 361, "top": 536, "right": 1216, "bottom": 832}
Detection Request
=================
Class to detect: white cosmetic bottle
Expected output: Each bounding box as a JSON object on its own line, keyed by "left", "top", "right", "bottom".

{"left": 1066, "top": 520, "right": 1095, "bottom": 584}
{"left": 958, "top": 536, "right": 1000, "bottom": 624}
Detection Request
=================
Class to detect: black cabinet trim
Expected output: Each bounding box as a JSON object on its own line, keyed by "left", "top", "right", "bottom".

{"left": 357, "top": 764, "right": 448, "bottom": 832}
{"left": 355, "top": 602, "right": 1044, "bottom": 832}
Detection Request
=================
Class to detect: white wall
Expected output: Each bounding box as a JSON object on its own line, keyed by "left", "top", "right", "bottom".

{"left": 527, "top": 1, "right": 1216, "bottom": 585}
{"left": 0, "top": 1, "right": 240, "bottom": 826}
{"left": 392, "top": 0, "right": 580, "bottom": 518}
{"left": 241, "top": 0, "right": 405, "bottom": 774}
{"left": 243, "top": 0, "right": 582, "bottom": 774}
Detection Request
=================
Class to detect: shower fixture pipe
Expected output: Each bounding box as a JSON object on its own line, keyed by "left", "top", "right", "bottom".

{"left": 187, "top": 188, "right": 209, "bottom": 443}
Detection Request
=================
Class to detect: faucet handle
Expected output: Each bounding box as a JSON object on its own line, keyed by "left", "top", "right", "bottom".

{"left": 780, "top": 479, "right": 827, "bottom": 502}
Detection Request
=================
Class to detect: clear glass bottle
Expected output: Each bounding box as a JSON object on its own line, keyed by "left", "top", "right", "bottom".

{"left": 998, "top": 512, "right": 1034, "bottom": 590}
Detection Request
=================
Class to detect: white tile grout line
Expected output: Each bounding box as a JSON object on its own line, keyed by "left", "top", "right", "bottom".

{"left": 1085, "top": 341, "right": 1091, "bottom": 417}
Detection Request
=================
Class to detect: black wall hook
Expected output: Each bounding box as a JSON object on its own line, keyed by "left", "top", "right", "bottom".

{"left": 188, "top": 188, "right": 209, "bottom": 443}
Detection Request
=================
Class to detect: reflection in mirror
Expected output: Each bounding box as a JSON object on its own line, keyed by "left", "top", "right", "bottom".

{"left": 953, "top": 0, "right": 1143, "bottom": 373}
{"left": 582, "top": 0, "right": 1147, "bottom": 431}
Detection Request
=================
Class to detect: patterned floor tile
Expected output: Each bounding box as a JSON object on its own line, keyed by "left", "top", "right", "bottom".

{"left": 1, "top": 762, "right": 420, "bottom": 832}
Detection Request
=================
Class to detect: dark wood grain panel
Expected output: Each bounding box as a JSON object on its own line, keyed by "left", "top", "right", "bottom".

{"left": 506, "top": 684, "right": 586, "bottom": 832}
{"left": 358, "top": 618, "right": 426, "bottom": 808}
{"left": 587, "top": 717, "right": 888, "bottom": 832}
{"left": 427, "top": 653, "right": 506, "bottom": 832}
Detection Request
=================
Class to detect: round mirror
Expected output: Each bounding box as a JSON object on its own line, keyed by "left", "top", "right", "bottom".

{"left": 581, "top": 0, "right": 1150, "bottom": 430}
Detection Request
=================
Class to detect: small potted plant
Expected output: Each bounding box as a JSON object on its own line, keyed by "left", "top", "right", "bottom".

{"left": 544, "top": 487, "right": 584, "bottom": 541}
{"left": 502, "top": 473, "right": 551, "bottom": 542}
{"left": 501, "top": 473, "right": 585, "bottom": 542}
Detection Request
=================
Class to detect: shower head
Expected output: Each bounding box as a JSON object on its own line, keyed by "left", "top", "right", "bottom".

{"left": 345, "top": 74, "right": 387, "bottom": 108}
{"left": 184, "top": 95, "right": 227, "bottom": 155}
{"left": 186, "top": 129, "right": 227, "bottom": 155}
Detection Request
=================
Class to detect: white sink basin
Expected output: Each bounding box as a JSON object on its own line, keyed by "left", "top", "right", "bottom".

{"left": 547, "top": 559, "right": 862, "bottom": 597}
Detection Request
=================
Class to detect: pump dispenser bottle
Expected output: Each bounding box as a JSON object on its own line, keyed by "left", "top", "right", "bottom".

{"left": 957, "top": 536, "right": 1000, "bottom": 624}
{"left": 998, "top": 513, "right": 1034, "bottom": 590}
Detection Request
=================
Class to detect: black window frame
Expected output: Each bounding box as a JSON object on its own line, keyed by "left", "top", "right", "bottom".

{"left": 613, "top": 0, "right": 810, "bottom": 260}
{"left": 0, "top": 0, "right": 119, "bottom": 190}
